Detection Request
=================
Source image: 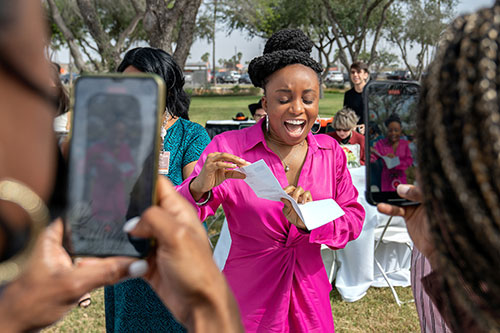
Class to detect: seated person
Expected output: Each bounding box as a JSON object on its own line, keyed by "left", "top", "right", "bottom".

{"left": 232, "top": 112, "right": 248, "bottom": 121}
{"left": 248, "top": 100, "right": 266, "bottom": 122}
{"left": 327, "top": 107, "right": 365, "bottom": 165}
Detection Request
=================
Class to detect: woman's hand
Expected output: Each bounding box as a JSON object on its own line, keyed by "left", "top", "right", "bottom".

{"left": 377, "top": 184, "right": 437, "bottom": 268}
{"left": 386, "top": 153, "right": 396, "bottom": 158}
{"left": 281, "top": 185, "right": 312, "bottom": 230}
{"left": 127, "top": 176, "right": 243, "bottom": 332}
{"left": 190, "top": 153, "right": 249, "bottom": 201}
{"left": 0, "top": 219, "right": 136, "bottom": 332}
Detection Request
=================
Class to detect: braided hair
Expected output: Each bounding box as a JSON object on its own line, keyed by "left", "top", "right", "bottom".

{"left": 248, "top": 29, "right": 323, "bottom": 90}
{"left": 417, "top": 4, "right": 500, "bottom": 331}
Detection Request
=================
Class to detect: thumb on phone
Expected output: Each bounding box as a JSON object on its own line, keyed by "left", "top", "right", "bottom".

{"left": 396, "top": 184, "right": 422, "bottom": 203}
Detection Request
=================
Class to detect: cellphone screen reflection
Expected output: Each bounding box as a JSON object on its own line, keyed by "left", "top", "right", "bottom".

{"left": 66, "top": 76, "right": 159, "bottom": 257}
{"left": 366, "top": 82, "right": 419, "bottom": 195}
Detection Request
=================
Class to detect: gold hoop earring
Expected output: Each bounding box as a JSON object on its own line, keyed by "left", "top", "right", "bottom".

{"left": 0, "top": 179, "right": 49, "bottom": 282}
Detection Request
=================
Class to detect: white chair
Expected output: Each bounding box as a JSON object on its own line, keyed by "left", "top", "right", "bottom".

{"left": 373, "top": 216, "right": 413, "bottom": 306}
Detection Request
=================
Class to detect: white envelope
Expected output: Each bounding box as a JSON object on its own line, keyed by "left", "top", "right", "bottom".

{"left": 237, "top": 160, "right": 345, "bottom": 230}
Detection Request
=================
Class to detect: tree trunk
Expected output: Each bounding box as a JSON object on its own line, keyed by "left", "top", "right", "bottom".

{"left": 144, "top": 0, "right": 203, "bottom": 68}
{"left": 76, "top": 0, "right": 120, "bottom": 69}
{"left": 144, "top": 0, "right": 186, "bottom": 53}
{"left": 173, "top": 0, "right": 203, "bottom": 68}
{"left": 46, "top": 0, "right": 90, "bottom": 72}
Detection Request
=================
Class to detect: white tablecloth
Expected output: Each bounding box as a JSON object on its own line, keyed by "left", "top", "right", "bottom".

{"left": 330, "top": 166, "right": 412, "bottom": 302}
{"left": 212, "top": 166, "right": 412, "bottom": 301}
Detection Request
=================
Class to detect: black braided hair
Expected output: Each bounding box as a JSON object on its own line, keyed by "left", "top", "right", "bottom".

{"left": 417, "top": 4, "right": 500, "bottom": 331}
{"left": 248, "top": 29, "right": 323, "bottom": 89}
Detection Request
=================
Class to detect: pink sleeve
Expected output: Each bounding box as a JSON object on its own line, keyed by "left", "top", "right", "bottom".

{"left": 394, "top": 141, "right": 413, "bottom": 171}
{"left": 308, "top": 144, "right": 365, "bottom": 249}
{"left": 370, "top": 140, "right": 382, "bottom": 163}
{"left": 176, "top": 138, "right": 227, "bottom": 222}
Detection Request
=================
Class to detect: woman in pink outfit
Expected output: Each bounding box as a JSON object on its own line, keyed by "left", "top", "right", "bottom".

{"left": 177, "top": 29, "right": 364, "bottom": 332}
{"left": 371, "top": 114, "right": 413, "bottom": 192}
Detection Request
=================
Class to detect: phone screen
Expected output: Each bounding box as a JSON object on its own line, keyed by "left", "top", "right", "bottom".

{"left": 66, "top": 75, "right": 163, "bottom": 257}
{"left": 364, "top": 81, "right": 419, "bottom": 206}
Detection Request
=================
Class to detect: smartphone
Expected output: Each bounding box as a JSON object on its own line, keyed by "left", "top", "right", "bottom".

{"left": 364, "top": 80, "right": 420, "bottom": 206}
{"left": 65, "top": 74, "right": 165, "bottom": 257}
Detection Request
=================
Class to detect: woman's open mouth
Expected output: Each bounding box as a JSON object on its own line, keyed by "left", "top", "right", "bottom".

{"left": 284, "top": 119, "right": 306, "bottom": 137}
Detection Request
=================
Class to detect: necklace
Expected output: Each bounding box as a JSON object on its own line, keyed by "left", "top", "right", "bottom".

{"left": 266, "top": 134, "right": 306, "bottom": 172}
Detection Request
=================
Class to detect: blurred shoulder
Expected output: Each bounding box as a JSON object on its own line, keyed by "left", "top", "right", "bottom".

{"left": 178, "top": 118, "right": 207, "bottom": 133}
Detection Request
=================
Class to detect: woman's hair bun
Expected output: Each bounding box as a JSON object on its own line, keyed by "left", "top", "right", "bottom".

{"left": 248, "top": 29, "right": 323, "bottom": 88}
{"left": 263, "top": 29, "right": 314, "bottom": 55}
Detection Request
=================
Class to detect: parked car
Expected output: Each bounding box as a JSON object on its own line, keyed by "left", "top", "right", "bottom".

{"left": 216, "top": 72, "right": 238, "bottom": 84}
{"left": 386, "top": 70, "right": 412, "bottom": 81}
{"left": 325, "top": 71, "right": 344, "bottom": 83}
{"left": 238, "top": 73, "right": 251, "bottom": 84}
{"left": 230, "top": 70, "right": 241, "bottom": 80}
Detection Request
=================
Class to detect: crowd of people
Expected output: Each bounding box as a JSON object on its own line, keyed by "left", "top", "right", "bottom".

{"left": 0, "top": 0, "right": 499, "bottom": 332}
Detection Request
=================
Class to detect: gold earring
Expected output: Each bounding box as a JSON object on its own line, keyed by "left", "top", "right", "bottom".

{"left": 0, "top": 179, "right": 49, "bottom": 282}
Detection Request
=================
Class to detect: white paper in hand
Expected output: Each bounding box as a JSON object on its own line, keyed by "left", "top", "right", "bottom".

{"left": 237, "top": 160, "right": 345, "bottom": 230}
{"left": 382, "top": 156, "right": 400, "bottom": 169}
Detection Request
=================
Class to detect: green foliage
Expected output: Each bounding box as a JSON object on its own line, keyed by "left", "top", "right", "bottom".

{"left": 201, "top": 52, "right": 210, "bottom": 63}
{"left": 384, "top": 0, "right": 457, "bottom": 79}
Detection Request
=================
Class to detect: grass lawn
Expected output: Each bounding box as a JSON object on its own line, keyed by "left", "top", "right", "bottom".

{"left": 43, "top": 286, "right": 419, "bottom": 332}
{"left": 43, "top": 93, "right": 420, "bottom": 332}
{"left": 188, "top": 91, "right": 345, "bottom": 125}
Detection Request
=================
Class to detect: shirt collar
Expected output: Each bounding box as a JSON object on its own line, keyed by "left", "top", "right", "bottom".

{"left": 242, "top": 118, "right": 331, "bottom": 153}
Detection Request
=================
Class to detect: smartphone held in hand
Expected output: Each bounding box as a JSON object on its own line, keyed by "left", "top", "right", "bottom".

{"left": 65, "top": 74, "right": 165, "bottom": 257}
{"left": 364, "top": 80, "right": 420, "bottom": 206}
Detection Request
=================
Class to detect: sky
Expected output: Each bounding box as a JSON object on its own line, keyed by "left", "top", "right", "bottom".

{"left": 52, "top": 0, "right": 496, "bottom": 68}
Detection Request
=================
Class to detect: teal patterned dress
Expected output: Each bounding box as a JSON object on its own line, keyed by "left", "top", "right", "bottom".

{"left": 105, "top": 118, "right": 210, "bottom": 332}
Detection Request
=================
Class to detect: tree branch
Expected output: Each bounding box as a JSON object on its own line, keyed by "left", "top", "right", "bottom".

{"left": 115, "top": 1, "right": 144, "bottom": 53}
{"left": 46, "top": 0, "right": 90, "bottom": 72}
{"left": 368, "top": 0, "right": 395, "bottom": 65}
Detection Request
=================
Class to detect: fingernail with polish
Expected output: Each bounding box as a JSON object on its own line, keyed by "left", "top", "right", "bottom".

{"left": 129, "top": 260, "right": 148, "bottom": 277}
{"left": 397, "top": 184, "right": 410, "bottom": 195}
{"left": 123, "top": 216, "right": 140, "bottom": 233}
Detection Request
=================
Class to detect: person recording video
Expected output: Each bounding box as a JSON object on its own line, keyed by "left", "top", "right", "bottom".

{"left": 0, "top": 0, "right": 242, "bottom": 331}
{"left": 378, "top": 3, "right": 500, "bottom": 331}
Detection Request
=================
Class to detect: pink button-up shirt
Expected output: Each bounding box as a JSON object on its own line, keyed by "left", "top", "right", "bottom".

{"left": 371, "top": 138, "right": 413, "bottom": 192}
{"left": 177, "top": 122, "right": 365, "bottom": 332}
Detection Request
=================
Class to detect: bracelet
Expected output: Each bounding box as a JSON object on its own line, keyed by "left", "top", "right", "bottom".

{"left": 195, "top": 189, "right": 212, "bottom": 206}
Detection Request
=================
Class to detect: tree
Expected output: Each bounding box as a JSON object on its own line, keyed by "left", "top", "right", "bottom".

{"left": 385, "top": 0, "right": 456, "bottom": 80}
{"left": 46, "top": 0, "right": 146, "bottom": 72}
{"left": 143, "top": 0, "right": 203, "bottom": 67}
{"left": 358, "top": 49, "right": 399, "bottom": 72}
{"left": 221, "top": 0, "right": 340, "bottom": 78}
{"left": 47, "top": 0, "right": 203, "bottom": 71}
{"left": 201, "top": 52, "right": 210, "bottom": 63}
{"left": 221, "top": 0, "right": 397, "bottom": 74}
{"left": 321, "top": 0, "right": 396, "bottom": 69}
